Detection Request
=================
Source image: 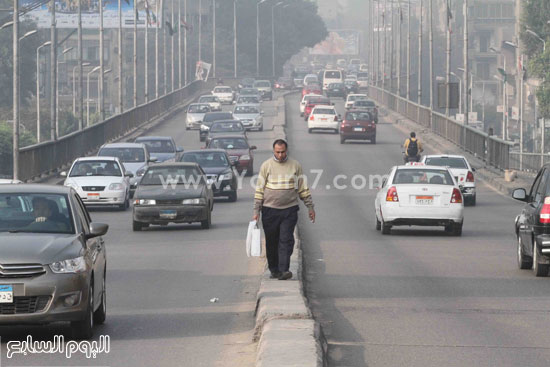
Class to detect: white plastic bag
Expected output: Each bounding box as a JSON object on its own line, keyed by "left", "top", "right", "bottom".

{"left": 246, "top": 220, "right": 262, "bottom": 257}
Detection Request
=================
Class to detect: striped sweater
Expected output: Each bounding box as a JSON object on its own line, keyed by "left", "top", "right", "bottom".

{"left": 254, "top": 157, "right": 314, "bottom": 215}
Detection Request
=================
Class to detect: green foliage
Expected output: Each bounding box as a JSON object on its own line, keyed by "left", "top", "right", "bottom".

{"left": 0, "top": 122, "right": 36, "bottom": 177}
{"left": 521, "top": 0, "right": 550, "bottom": 118}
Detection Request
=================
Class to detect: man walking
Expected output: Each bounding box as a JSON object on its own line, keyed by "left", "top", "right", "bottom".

{"left": 253, "top": 139, "right": 315, "bottom": 280}
{"left": 403, "top": 131, "right": 424, "bottom": 163}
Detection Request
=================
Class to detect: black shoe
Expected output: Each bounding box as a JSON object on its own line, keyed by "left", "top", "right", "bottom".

{"left": 270, "top": 271, "right": 282, "bottom": 279}
{"left": 278, "top": 271, "right": 292, "bottom": 280}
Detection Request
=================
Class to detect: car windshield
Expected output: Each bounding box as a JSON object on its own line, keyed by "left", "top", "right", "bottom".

{"left": 188, "top": 104, "right": 210, "bottom": 113}
{"left": 0, "top": 194, "right": 74, "bottom": 234}
{"left": 357, "top": 73, "right": 369, "bottom": 79}
{"left": 393, "top": 169, "right": 454, "bottom": 185}
{"left": 424, "top": 157, "right": 468, "bottom": 169}
{"left": 234, "top": 106, "right": 259, "bottom": 114}
{"left": 214, "top": 87, "right": 232, "bottom": 93}
{"left": 305, "top": 77, "right": 317, "bottom": 83}
{"left": 98, "top": 147, "right": 145, "bottom": 163}
{"left": 345, "top": 111, "right": 372, "bottom": 121}
{"left": 210, "top": 122, "right": 244, "bottom": 133}
{"left": 200, "top": 96, "right": 218, "bottom": 102}
{"left": 203, "top": 113, "right": 233, "bottom": 123}
{"left": 237, "top": 96, "right": 260, "bottom": 104}
{"left": 349, "top": 95, "right": 367, "bottom": 101}
{"left": 325, "top": 71, "right": 341, "bottom": 78}
{"left": 70, "top": 160, "right": 122, "bottom": 177}
{"left": 137, "top": 139, "right": 175, "bottom": 153}
{"left": 209, "top": 138, "right": 249, "bottom": 150}
{"left": 345, "top": 81, "right": 356, "bottom": 85}
{"left": 140, "top": 167, "right": 202, "bottom": 185}
{"left": 353, "top": 100, "right": 375, "bottom": 107}
{"left": 254, "top": 82, "right": 270, "bottom": 88}
{"left": 240, "top": 89, "right": 258, "bottom": 95}
{"left": 307, "top": 83, "right": 321, "bottom": 89}
{"left": 313, "top": 108, "right": 335, "bottom": 115}
{"left": 309, "top": 99, "right": 330, "bottom": 105}
{"left": 182, "top": 152, "right": 229, "bottom": 168}
{"left": 329, "top": 83, "right": 344, "bottom": 88}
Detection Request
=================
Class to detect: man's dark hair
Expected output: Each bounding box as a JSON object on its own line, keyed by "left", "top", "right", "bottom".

{"left": 273, "top": 139, "right": 288, "bottom": 149}
{"left": 410, "top": 132, "right": 416, "bottom": 138}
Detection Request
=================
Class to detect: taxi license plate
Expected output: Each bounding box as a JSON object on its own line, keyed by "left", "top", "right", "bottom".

{"left": 354, "top": 127, "right": 364, "bottom": 132}
{"left": 0, "top": 285, "right": 13, "bottom": 303}
{"left": 160, "top": 210, "right": 177, "bottom": 219}
{"left": 416, "top": 196, "right": 434, "bottom": 205}
{"left": 321, "top": 118, "right": 327, "bottom": 121}
{"left": 87, "top": 193, "right": 100, "bottom": 201}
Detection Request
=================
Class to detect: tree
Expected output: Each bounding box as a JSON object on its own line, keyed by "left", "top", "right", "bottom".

{"left": 0, "top": 122, "right": 36, "bottom": 177}
{"left": 521, "top": 0, "right": 550, "bottom": 118}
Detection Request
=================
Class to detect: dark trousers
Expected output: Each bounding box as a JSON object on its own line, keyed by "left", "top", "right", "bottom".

{"left": 261, "top": 206, "right": 299, "bottom": 273}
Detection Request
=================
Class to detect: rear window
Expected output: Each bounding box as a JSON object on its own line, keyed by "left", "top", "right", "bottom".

{"left": 324, "top": 71, "right": 341, "bottom": 79}
{"left": 70, "top": 160, "right": 122, "bottom": 177}
{"left": 141, "top": 167, "right": 201, "bottom": 185}
{"left": 313, "top": 108, "right": 335, "bottom": 115}
{"left": 424, "top": 157, "right": 468, "bottom": 169}
{"left": 234, "top": 105, "right": 259, "bottom": 114}
{"left": 200, "top": 96, "right": 218, "bottom": 102}
{"left": 203, "top": 113, "right": 233, "bottom": 122}
{"left": 137, "top": 139, "right": 175, "bottom": 153}
{"left": 188, "top": 104, "right": 210, "bottom": 113}
{"left": 345, "top": 111, "right": 372, "bottom": 121}
{"left": 98, "top": 147, "right": 145, "bottom": 163}
{"left": 254, "top": 81, "right": 271, "bottom": 88}
{"left": 357, "top": 72, "right": 369, "bottom": 79}
{"left": 210, "top": 122, "right": 244, "bottom": 133}
{"left": 182, "top": 152, "right": 229, "bottom": 167}
{"left": 209, "top": 138, "right": 249, "bottom": 150}
{"left": 329, "top": 83, "right": 344, "bottom": 88}
{"left": 392, "top": 169, "right": 454, "bottom": 185}
{"left": 214, "top": 87, "right": 232, "bottom": 93}
{"left": 349, "top": 95, "right": 367, "bottom": 101}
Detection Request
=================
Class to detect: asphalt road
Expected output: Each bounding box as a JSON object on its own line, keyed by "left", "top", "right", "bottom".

{"left": 0, "top": 93, "right": 285, "bottom": 366}
{"left": 285, "top": 93, "right": 550, "bottom": 367}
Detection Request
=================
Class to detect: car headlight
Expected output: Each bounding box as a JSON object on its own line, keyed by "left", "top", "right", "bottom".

{"left": 182, "top": 198, "right": 206, "bottom": 205}
{"left": 187, "top": 115, "right": 195, "bottom": 122}
{"left": 136, "top": 167, "right": 146, "bottom": 177}
{"left": 200, "top": 124, "right": 209, "bottom": 131}
{"left": 50, "top": 256, "right": 86, "bottom": 274}
{"left": 220, "top": 171, "right": 233, "bottom": 180}
{"left": 65, "top": 182, "right": 78, "bottom": 189}
{"left": 135, "top": 199, "right": 156, "bottom": 205}
{"left": 108, "top": 183, "right": 125, "bottom": 191}
{"left": 240, "top": 155, "right": 250, "bottom": 160}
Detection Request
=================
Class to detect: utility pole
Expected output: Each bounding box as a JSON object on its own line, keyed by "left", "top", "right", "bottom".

{"left": 178, "top": 0, "right": 182, "bottom": 88}
{"left": 118, "top": 0, "right": 123, "bottom": 111}
{"left": 134, "top": 0, "right": 138, "bottom": 107}
{"left": 78, "top": 0, "right": 83, "bottom": 129}
{"left": 50, "top": 0, "right": 57, "bottom": 141}
{"left": 184, "top": 0, "right": 188, "bottom": 85}
{"left": 390, "top": 0, "right": 394, "bottom": 92}
{"left": 370, "top": 0, "right": 374, "bottom": 87}
{"left": 163, "top": 0, "right": 167, "bottom": 95}
{"left": 376, "top": 0, "right": 380, "bottom": 87}
{"left": 383, "top": 0, "right": 387, "bottom": 89}
{"left": 171, "top": 0, "right": 175, "bottom": 90}
{"left": 418, "top": 0, "right": 423, "bottom": 105}
{"left": 463, "top": 0, "right": 469, "bottom": 126}
{"left": 145, "top": 0, "right": 149, "bottom": 102}
{"left": 407, "top": 0, "right": 411, "bottom": 100}
{"left": 234, "top": 0, "right": 237, "bottom": 78}
{"left": 397, "top": 4, "right": 402, "bottom": 96}
{"left": 429, "top": 0, "right": 434, "bottom": 110}
{"left": 100, "top": 0, "right": 105, "bottom": 119}
{"left": 445, "top": 0, "right": 451, "bottom": 117}
{"left": 155, "top": 0, "right": 160, "bottom": 98}
{"left": 13, "top": 0, "right": 19, "bottom": 179}
{"left": 212, "top": 0, "right": 216, "bottom": 78}
{"left": 198, "top": 0, "right": 202, "bottom": 62}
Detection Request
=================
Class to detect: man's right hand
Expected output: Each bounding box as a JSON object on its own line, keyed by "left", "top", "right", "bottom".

{"left": 253, "top": 214, "right": 259, "bottom": 222}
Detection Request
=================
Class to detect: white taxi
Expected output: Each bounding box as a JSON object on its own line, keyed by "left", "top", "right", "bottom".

{"left": 374, "top": 163, "right": 464, "bottom": 236}
{"left": 421, "top": 154, "right": 477, "bottom": 206}
{"left": 307, "top": 105, "right": 339, "bottom": 134}
{"left": 345, "top": 94, "right": 368, "bottom": 109}
{"left": 211, "top": 86, "right": 235, "bottom": 104}
{"left": 198, "top": 95, "right": 222, "bottom": 111}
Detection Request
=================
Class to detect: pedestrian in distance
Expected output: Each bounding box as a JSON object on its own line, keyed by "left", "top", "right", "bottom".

{"left": 403, "top": 131, "right": 424, "bottom": 163}
{"left": 253, "top": 139, "right": 315, "bottom": 280}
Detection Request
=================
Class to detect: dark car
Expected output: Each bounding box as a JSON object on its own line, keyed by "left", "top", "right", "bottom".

{"left": 200, "top": 111, "right": 234, "bottom": 142}
{"left": 325, "top": 82, "right": 347, "bottom": 99}
{"left": 207, "top": 135, "right": 256, "bottom": 177}
{"left": 205, "top": 120, "right": 247, "bottom": 146}
{"left": 181, "top": 149, "right": 238, "bottom": 202}
{"left": 238, "top": 77, "right": 255, "bottom": 91}
{"left": 0, "top": 185, "right": 108, "bottom": 339}
{"left": 512, "top": 166, "right": 550, "bottom": 276}
{"left": 339, "top": 110, "right": 376, "bottom": 144}
{"left": 132, "top": 162, "right": 214, "bottom": 230}
{"left": 275, "top": 77, "right": 294, "bottom": 90}
{"left": 238, "top": 88, "right": 262, "bottom": 101}
{"left": 134, "top": 136, "right": 183, "bottom": 163}
{"left": 352, "top": 99, "right": 378, "bottom": 123}
{"left": 304, "top": 97, "right": 332, "bottom": 121}
{"left": 344, "top": 79, "right": 359, "bottom": 94}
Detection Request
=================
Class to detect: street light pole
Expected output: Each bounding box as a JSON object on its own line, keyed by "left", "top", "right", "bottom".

{"left": 133, "top": 0, "right": 138, "bottom": 106}
{"left": 78, "top": 0, "right": 83, "bottom": 129}
{"left": 87, "top": 66, "right": 101, "bottom": 126}
{"left": 36, "top": 41, "right": 52, "bottom": 143}
{"left": 429, "top": 0, "right": 434, "bottom": 110}
{"left": 418, "top": 0, "right": 423, "bottom": 105}
{"left": 463, "top": 0, "right": 469, "bottom": 126}
{"left": 178, "top": 0, "right": 181, "bottom": 88}
{"left": 272, "top": 2, "right": 284, "bottom": 78}
{"left": 184, "top": 0, "right": 187, "bottom": 85}
{"left": 50, "top": 0, "right": 57, "bottom": 141}
{"left": 12, "top": 0, "right": 19, "bottom": 179}
{"left": 100, "top": 0, "right": 105, "bottom": 119}
{"left": 155, "top": 0, "right": 160, "bottom": 97}
{"left": 171, "top": 0, "right": 175, "bottom": 90}
{"left": 234, "top": 0, "right": 237, "bottom": 79}
{"left": 145, "top": 0, "right": 149, "bottom": 102}
{"left": 118, "top": 0, "right": 123, "bottom": 111}
{"left": 198, "top": 0, "right": 202, "bottom": 62}
{"left": 383, "top": 0, "right": 387, "bottom": 89}
{"left": 212, "top": 0, "right": 216, "bottom": 78}
{"left": 407, "top": 0, "right": 410, "bottom": 99}
{"left": 445, "top": 0, "right": 451, "bottom": 117}
{"left": 56, "top": 47, "right": 73, "bottom": 137}
{"left": 256, "top": 0, "right": 267, "bottom": 77}
{"left": 73, "top": 62, "right": 90, "bottom": 114}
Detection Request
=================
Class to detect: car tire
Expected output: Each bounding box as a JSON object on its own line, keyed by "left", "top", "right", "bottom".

{"left": 371, "top": 136, "right": 376, "bottom": 144}
{"left": 245, "top": 166, "right": 253, "bottom": 177}
{"left": 71, "top": 280, "right": 94, "bottom": 340}
{"left": 334, "top": 129, "right": 339, "bottom": 134}
{"left": 376, "top": 217, "right": 381, "bottom": 230}
{"left": 451, "top": 223, "right": 463, "bottom": 236}
{"left": 201, "top": 209, "right": 211, "bottom": 229}
{"left": 308, "top": 128, "right": 313, "bottom": 134}
{"left": 532, "top": 239, "right": 549, "bottom": 277}
{"left": 228, "top": 191, "right": 237, "bottom": 202}
{"left": 93, "top": 270, "right": 107, "bottom": 325}
{"left": 340, "top": 136, "right": 345, "bottom": 144}
{"left": 300, "top": 112, "right": 304, "bottom": 117}
{"left": 469, "top": 195, "right": 477, "bottom": 206}
{"left": 186, "top": 127, "right": 190, "bottom": 130}
{"left": 259, "top": 124, "right": 263, "bottom": 132}
{"left": 200, "top": 136, "right": 205, "bottom": 142}
{"left": 132, "top": 220, "right": 143, "bottom": 231}
{"left": 517, "top": 235, "right": 532, "bottom": 270}
{"left": 381, "top": 218, "right": 391, "bottom": 235}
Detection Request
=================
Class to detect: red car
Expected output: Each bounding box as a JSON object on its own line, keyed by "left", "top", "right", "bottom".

{"left": 207, "top": 135, "right": 256, "bottom": 176}
{"left": 304, "top": 98, "right": 332, "bottom": 121}
{"left": 339, "top": 109, "right": 376, "bottom": 144}
{"left": 302, "top": 83, "right": 322, "bottom": 97}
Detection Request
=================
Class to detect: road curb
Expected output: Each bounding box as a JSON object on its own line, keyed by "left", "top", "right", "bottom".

{"left": 254, "top": 91, "right": 327, "bottom": 367}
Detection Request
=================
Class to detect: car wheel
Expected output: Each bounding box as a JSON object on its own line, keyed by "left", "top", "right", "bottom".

{"left": 451, "top": 223, "right": 463, "bottom": 236}
{"left": 334, "top": 129, "right": 339, "bottom": 134}
{"left": 71, "top": 280, "right": 94, "bottom": 340}
{"left": 201, "top": 209, "right": 211, "bottom": 229}
{"left": 470, "top": 195, "right": 477, "bottom": 206}
{"left": 200, "top": 137, "right": 205, "bottom": 142}
{"left": 186, "top": 127, "right": 190, "bottom": 130}
{"left": 259, "top": 124, "right": 263, "bottom": 131}
{"left": 300, "top": 112, "right": 304, "bottom": 117}
{"left": 371, "top": 136, "right": 376, "bottom": 144}
{"left": 517, "top": 235, "right": 532, "bottom": 270}
{"left": 340, "top": 136, "right": 345, "bottom": 144}
{"left": 228, "top": 191, "right": 237, "bottom": 202}
{"left": 245, "top": 165, "right": 253, "bottom": 177}
{"left": 132, "top": 220, "right": 143, "bottom": 231}
{"left": 532, "top": 238, "right": 549, "bottom": 277}
{"left": 308, "top": 128, "right": 313, "bottom": 134}
{"left": 376, "top": 217, "right": 381, "bottom": 230}
{"left": 93, "top": 270, "right": 107, "bottom": 325}
{"left": 381, "top": 218, "right": 391, "bottom": 235}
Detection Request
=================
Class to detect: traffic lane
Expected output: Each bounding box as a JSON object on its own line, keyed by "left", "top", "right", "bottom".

{"left": 0, "top": 98, "right": 282, "bottom": 366}
{"left": 285, "top": 94, "right": 550, "bottom": 367}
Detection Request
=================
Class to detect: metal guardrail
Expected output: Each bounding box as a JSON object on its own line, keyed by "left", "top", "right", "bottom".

{"left": 368, "top": 86, "right": 513, "bottom": 171}
{"left": 19, "top": 80, "right": 208, "bottom": 181}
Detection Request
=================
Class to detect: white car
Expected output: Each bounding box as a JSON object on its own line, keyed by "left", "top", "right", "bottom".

{"left": 421, "top": 154, "right": 477, "bottom": 206}
{"left": 345, "top": 94, "right": 368, "bottom": 109}
{"left": 345, "top": 75, "right": 358, "bottom": 82}
{"left": 185, "top": 103, "right": 211, "bottom": 129}
{"left": 211, "top": 86, "right": 234, "bottom": 104}
{"left": 300, "top": 94, "right": 323, "bottom": 116}
{"left": 374, "top": 163, "right": 464, "bottom": 236}
{"left": 62, "top": 157, "right": 131, "bottom": 210}
{"left": 307, "top": 105, "right": 339, "bottom": 134}
{"left": 303, "top": 73, "right": 319, "bottom": 86}
{"left": 198, "top": 95, "right": 222, "bottom": 111}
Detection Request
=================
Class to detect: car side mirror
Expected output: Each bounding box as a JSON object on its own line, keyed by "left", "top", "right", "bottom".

{"left": 261, "top": 111, "right": 264, "bottom": 114}
{"left": 233, "top": 100, "right": 237, "bottom": 104}
{"left": 125, "top": 172, "right": 134, "bottom": 178}
{"left": 60, "top": 171, "right": 67, "bottom": 177}
{"left": 250, "top": 145, "right": 257, "bottom": 150}
{"left": 176, "top": 147, "right": 184, "bottom": 153}
{"left": 512, "top": 188, "right": 527, "bottom": 202}
{"left": 87, "top": 222, "right": 109, "bottom": 239}
{"left": 148, "top": 157, "right": 158, "bottom": 163}
{"left": 472, "top": 167, "right": 476, "bottom": 172}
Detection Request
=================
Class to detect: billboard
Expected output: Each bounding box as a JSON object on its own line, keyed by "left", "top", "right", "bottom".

{"left": 309, "top": 30, "right": 360, "bottom": 56}
{"left": 21, "top": 0, "right": 162, "bottom": 29}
